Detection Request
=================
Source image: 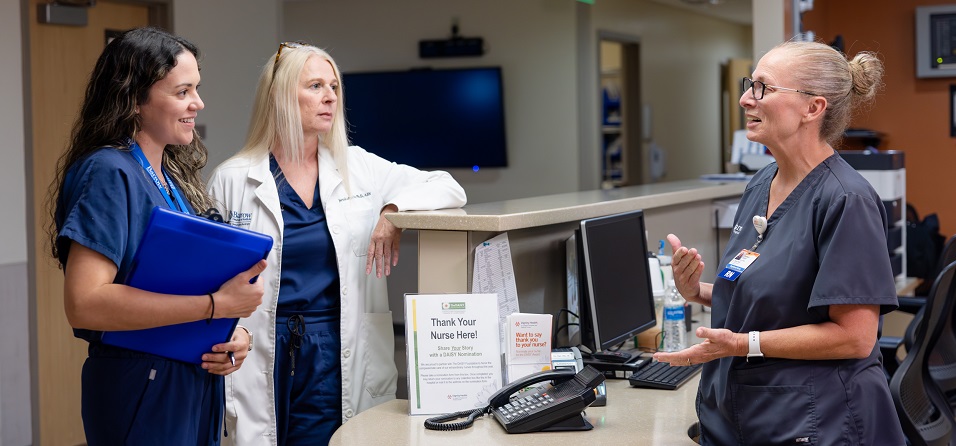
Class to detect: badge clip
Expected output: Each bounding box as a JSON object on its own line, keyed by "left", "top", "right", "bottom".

{"left": 751, "top": 215, "right": 767, "bottom": 250}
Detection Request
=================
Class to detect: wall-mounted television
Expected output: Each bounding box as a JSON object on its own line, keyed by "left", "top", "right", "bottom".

{"left": 342, "top": 66, "right": 507, "bottom": 169}
{"left": 916, "top": 5, "right": 956, "bottom": 78}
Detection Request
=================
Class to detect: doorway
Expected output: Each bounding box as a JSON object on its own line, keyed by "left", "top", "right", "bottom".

{"left": 598, "top": 33, "right": 643, "bottom": 187}
{"left": 27, "top": 2, "right": 164, "bottom": 444}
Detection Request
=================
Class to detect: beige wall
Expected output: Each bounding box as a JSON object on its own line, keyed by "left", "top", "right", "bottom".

{"left": 1, "top": 0, "right": 26, "bottom": 267}
{"left": 593, "top": 0, "right": 753, "bottom": 182}
{"left": 284, "top": 0, "right": 751, "bottom": 204}
{"left": 284, "top": 0, "right": 581, "bottom": 205}
{"left": 173, "top": 0, "right": 282, "bottom": 173}
{"left": 0, "top": 0, "right": 30, "bottom": 444}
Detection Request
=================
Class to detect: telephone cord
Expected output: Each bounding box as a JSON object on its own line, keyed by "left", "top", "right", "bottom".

{"left": 423, "top": 408, "right": 487, "bottom": 431}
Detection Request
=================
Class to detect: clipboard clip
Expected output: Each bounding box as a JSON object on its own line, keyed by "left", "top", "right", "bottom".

{"left": 199, "top": 207, "right": 224, "bottom": 223}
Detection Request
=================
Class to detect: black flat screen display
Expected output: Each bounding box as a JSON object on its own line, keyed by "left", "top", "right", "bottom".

{"left": 579, "top": 210, "right": 657, "bottom": 352}
{"left": 342, "top": 67, "right": 507, "bottom": 169}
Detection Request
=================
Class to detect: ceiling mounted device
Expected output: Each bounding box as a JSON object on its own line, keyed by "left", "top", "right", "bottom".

{"left": 419, "top": 20, "right": 484, "bottom": 59}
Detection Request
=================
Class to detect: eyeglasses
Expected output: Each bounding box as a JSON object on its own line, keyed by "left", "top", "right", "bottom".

{"left": 273, "top": 41, "right": 308, "bottom": 77}
{"left": 742, "top": 77, "right": 819, "bottom": 100}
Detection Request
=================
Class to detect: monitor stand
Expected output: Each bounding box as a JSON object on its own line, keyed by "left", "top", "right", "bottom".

{"left": 583, "top": 355, "right": 648, "bottom": 375}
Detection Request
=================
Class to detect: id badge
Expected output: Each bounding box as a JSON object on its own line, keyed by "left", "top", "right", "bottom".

{"left": 718, "top": 249, "right": 760, "bottom": 281}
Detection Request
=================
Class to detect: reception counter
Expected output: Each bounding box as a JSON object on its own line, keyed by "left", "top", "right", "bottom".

{"left": 385, "top": 180, "right": 746, "bottom": 317}
{"left": 329, "top": 375, "right": 702, "bottom": 446}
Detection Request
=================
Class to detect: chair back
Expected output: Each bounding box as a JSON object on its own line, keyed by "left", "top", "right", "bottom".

{"left": 926, "top": 236, "right": 956, "bottom": 385}
{"left": 890, "top": 261, "right": 956, "bottom": 446}
{"left": 903, "top": 237, "right": 956, "bottom": 348}
{"left": 940, "top": 235, "right": 956, "bottom": 271}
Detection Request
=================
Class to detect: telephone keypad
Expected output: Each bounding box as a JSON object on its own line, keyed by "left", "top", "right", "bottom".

{"left": 497, "top": 393, "right": 556, "bottom": 420}
{"left": 489, "top": 366, "right": 605, "bottom": 434}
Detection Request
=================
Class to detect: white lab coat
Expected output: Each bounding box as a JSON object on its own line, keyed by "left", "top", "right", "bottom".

{"left": 207, "top": 145, "right": 466, "bottom": 445}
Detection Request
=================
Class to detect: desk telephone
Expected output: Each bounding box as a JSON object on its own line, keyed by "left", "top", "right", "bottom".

{"left": 424, "top": 365, "right": 605, "bottom": 434}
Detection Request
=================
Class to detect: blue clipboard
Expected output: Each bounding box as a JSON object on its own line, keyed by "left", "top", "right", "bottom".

{"left": 100, "top": 206, "right": 273, "bottom": 364}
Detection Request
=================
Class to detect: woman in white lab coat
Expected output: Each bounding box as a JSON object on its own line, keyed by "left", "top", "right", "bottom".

{"left": 207, "top": 42, "right": 466, "bottom": 445}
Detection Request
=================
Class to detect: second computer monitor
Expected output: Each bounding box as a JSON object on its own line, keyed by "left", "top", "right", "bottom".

{"left": 579, "top": 209, "right": 657, "bottom": 352}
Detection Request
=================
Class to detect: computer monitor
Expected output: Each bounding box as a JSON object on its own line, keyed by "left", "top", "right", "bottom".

{"left": 578, "top": 210, "right": 657, "bottom": 353}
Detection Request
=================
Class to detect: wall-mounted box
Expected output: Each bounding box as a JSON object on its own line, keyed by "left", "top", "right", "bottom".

{"left": 916, "top": 5, "right": 956, "bottom": 78}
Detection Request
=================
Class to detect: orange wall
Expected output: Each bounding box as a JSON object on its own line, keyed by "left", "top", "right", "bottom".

{"left": 803, "top": 0, "right": 955, "bottom": 237}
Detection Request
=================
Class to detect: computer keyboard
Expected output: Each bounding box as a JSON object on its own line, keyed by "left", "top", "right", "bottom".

{"left": 628, "top": 361, "right": 702, "bottom": 390}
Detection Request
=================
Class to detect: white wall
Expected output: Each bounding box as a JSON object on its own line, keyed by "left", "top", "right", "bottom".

{"left": 753, "top": 0, "right": 786, "bottom": 60}
{"left": 0, "top": 2, "right": 30, "bottom": 445}
{"left": 284, "top": 0, "right": 580, "bottom": 205}
{"left": 593, "top": 0, "right": 753, "bottom": 182}
{"left": 1, "top": 0, "right": 27, "bottom": 267}
{"left": 173, "top": 0, "right": 283, "bottom": 176}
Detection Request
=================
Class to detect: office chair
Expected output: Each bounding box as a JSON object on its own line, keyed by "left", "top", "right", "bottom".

{"left": 890, "top": 261, "right": 956, "bottom": 446}
{"left": 900, "top": 238, "right": 956, "bottom": 351}
{"left": 898, "top": 235, "right": 956, "bottom": 314}
{"left": 881, "top": 235, "right": 956, "bottom": 377}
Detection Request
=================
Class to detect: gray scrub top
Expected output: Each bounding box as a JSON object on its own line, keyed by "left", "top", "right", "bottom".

{"left": 698, "top": 153, "right": 905, "bottom": 445}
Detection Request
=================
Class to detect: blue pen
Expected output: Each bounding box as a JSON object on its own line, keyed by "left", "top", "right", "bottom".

{"left": 228, "top": 351, "right": 236, "bottom": 367}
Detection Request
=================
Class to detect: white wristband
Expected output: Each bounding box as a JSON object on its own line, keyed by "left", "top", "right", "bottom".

{"left": 748, "top": 331, "right": 762, "bottom": 356}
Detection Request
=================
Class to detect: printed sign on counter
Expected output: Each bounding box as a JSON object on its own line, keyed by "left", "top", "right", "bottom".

{"left": 404, "top": 293, "right": 502, "bottom": 415}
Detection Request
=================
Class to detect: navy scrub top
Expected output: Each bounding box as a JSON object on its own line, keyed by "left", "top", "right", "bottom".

{"left": 55, "top": 147, "right": 195, "bottom": 343}
{"left": 699, "top": 153, "right": 905, "bottom": 445}
{"left": 270, "top": 155, "right": 340, "bottom": 320}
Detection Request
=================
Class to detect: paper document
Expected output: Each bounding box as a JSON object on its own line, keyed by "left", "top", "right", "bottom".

{"left": 472, "top": 233, "right": 520, "bottom": 351}
{"left": 404, "top": 293, "right": 503, "bottom": 415}
{"left": 505, "top": 313, "right": 553, "bottom": 384}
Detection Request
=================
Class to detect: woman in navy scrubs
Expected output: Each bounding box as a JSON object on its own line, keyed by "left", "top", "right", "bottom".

{"left": 49, "top": 27, "right": 265, "bottom": 445}
{"left": 654, "top": 41, "right": 906, "bottom": 444}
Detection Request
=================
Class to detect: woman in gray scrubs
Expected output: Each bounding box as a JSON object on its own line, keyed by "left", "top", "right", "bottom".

{"left": 653, "top": 41, "right": 906, "bottom": 445}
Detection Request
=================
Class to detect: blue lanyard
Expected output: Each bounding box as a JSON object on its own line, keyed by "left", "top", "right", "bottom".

{"left": 129, "top": 142, "right": 189, "bottom": 213}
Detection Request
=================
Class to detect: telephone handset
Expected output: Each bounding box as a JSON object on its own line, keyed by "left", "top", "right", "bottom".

{"left": 424, "top": 365, "right": 605, "bottom": 434}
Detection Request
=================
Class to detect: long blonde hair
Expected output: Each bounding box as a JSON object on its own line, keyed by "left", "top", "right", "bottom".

{"left": 237, "top": 43, "right": 350, "bottom": 193}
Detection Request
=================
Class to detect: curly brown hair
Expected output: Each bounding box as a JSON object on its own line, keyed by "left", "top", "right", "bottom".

{"left": 47, "top": 27, "right": 214, "bottom": 264}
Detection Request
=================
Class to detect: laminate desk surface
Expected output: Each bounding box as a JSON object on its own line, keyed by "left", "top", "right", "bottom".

{"left": 384, "top": 180, "right": 745, "bottom": 232}
{"left": 329, "top": 375, "right": 701, "bottom": 446}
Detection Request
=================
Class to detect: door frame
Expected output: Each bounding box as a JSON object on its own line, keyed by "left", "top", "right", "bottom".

{"left": 596, "top": 30, "right": 642, "bottom": 186}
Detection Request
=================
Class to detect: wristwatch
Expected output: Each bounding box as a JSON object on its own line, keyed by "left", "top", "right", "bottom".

{"left": 237, "top": 325, "right": 254, "bottom": 351}
{"left": 746, "top": 331, "right": 764, "bottom": 363}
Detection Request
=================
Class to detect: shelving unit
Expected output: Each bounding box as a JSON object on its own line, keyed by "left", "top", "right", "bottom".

{"left": 598, "top": 37, "right": 641, "bottom": 188}
{"left": 601, "top": 51, "right": 625, "bottom": 189}
{"left": 601, "top": 60, "right": 623, "bottom": 187}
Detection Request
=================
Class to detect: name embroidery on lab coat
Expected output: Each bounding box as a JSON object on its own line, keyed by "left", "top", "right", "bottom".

{"left": 229, "top": 210, "right": 253, "bottom": 229}
{"left": 338, "top": 191, "right": 371, "bottom": 202}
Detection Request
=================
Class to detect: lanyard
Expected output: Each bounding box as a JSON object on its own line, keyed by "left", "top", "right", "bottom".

{"left": 129, "top": 142, "right": 189, "bottom": 213}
